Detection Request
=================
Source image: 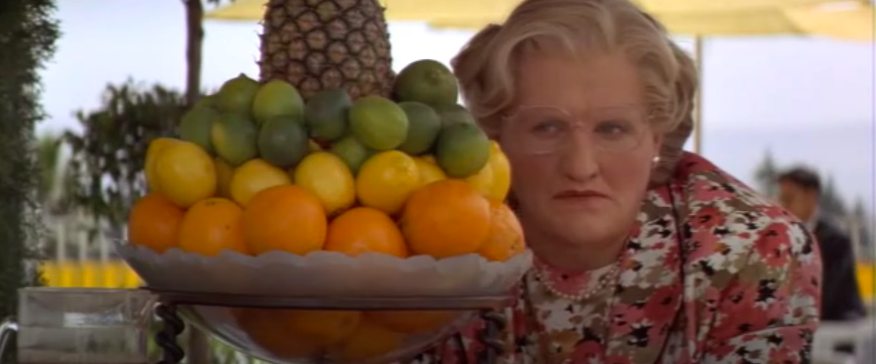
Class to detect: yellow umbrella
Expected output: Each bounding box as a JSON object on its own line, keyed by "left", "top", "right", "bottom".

{"left": 428, "top": 3, "right": 873, "bottom": 40}
{"left": 204, "top": 0, "right": 863, "bottom": 22}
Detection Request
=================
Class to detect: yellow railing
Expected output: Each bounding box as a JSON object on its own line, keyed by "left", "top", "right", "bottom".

{"left": 857, "top": 262, "right": 874, "bottom": 305}
{"left": 38, "top": 260, "right": 875, "bottom": 302}
{"left": 41, "top": 260, "right": 142, "bottom": 288}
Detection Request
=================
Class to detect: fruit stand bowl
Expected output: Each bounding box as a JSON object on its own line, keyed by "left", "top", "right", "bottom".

{"left": 116, "top": 242, "right": 532, "bottom": 297}
{"left": 149, "top": 291, "right": 513, "bottom": 364}
{"left": 116, "top": 242, "right": 528, "bottom": 363}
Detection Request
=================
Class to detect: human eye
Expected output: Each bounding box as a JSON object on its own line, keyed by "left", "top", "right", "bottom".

{"left": 529, "top": 117, "right": 568, "bottom": 137}
{"left": 594, "top": 120, "right": 633, "bottom": 139}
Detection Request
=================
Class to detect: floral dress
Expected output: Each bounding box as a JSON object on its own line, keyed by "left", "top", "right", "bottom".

{"left": 412, "top": 152, "right": 822, "bottom": 364}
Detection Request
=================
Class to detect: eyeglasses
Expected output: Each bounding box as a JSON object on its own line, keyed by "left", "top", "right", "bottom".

{"left": 501, "top": 105, "right": 652, "bottom": 155}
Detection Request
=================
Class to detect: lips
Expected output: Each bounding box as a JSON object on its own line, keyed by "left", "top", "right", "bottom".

{"left": 553, "top": 190, "right": 608, "bottom": 199}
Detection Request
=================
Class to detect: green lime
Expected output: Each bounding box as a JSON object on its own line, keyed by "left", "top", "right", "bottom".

{"left": 329, "top": 135, "right": 375, "bottom": 174}
{"left": 348, "top": 96, "right": 409, "bottom": 151}
{"left": 396, "top": 101, "right": 441, "bottom": 155}
{"left": 304, "top": 88, "right": 352, "bottom": 142}
{"left": 216, "top": 73, "right": 260, "bottom": 115}
{"left": 435, "top": 123, "right": 491, "bottom": 178}
{"left": 437, "top": 104, "right": 477, "bottom": 127}
{"left": 394, "top": 60, "right": 459, "bottom": 108}
{"left": 211, "top": 113, "right": 258, "bottom": 166}
{"left": 179, "top": 105, "right": 219, "bottom": 154}
{"left": 257, "top": 116, "right": 310, "bottom": 168}
{"left": 251, "top": 79, "right": 305, "bottom": 127}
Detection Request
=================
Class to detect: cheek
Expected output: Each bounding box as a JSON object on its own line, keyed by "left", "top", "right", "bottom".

{"left": 509, "top": 155, "right": 553, "bottom": 190}
{"left": 503, "top": 147, "right": 553, "bottom": 194}
{"left": 599, "top": 154, "right": 653, "bottom": 202}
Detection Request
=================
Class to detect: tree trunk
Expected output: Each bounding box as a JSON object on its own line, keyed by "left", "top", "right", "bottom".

{"left": 184, "top": 0, "right": 205, "bottom": 105}
{"left": 182, "top": 1, "right": 210, "bottom": 363}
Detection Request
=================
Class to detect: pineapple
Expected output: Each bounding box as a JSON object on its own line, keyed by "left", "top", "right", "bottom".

{"left": 259, "top": 0, "right": 395, "bottom": 101}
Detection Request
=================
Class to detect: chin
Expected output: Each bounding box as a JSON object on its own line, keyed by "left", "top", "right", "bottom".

{"left": 549, "top": 215, "right": 618, "bottom": 247}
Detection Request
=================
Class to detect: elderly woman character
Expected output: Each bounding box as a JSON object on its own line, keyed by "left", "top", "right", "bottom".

{"left": 412, "top": 0, "right": 822, "bottom": 363}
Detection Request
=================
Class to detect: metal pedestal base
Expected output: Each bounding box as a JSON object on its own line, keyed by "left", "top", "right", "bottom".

{"left": 150, "top": 290, "right": 512, "bottom": 364}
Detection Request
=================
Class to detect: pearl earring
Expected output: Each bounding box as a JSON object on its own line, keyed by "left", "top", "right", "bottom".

{"left": 652, "top": 156, "right": 660, "bottom": 164}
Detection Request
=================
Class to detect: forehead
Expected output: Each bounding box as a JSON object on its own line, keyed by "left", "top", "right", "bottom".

{"left": 512, "top": 48, "right": 643, "bottom": 112}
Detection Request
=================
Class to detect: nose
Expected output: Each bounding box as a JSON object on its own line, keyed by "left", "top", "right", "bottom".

{"left": 559, "top": 132, "right": 599, "bottom": 182}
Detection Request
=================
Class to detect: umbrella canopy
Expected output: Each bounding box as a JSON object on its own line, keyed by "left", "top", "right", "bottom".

{"left": 204, "top": 0, "right": 867, "bottom": 22}
{"left": 427, "top": 3, "right": 874, "bottom": 41}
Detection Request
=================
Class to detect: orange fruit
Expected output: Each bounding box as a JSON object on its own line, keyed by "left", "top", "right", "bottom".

{"left": 477, "top": 202, "right": 526, "bottom": 261}
{"left": 330, "top": 319, "right": 404, "bottom": 361}
{"left": 400, "top": 179, "right": 491, "bottom": 259}
{"left": 235, "top": 309, "right": 323, "bottom": 358}
{"left": 325, "top": 207, "right": 409, "bottom": 258}
{"left": 366, "top": 310, "right": 455, "bottom": 333}
{"left": 281, "top": 310, "right": 362, "bottom": 346}
{"left": 242, "top": 185, "right": 327, "bottom": 255}
{"left": 177, "top": 198, "right": 249, "bottom": 256}
{"left": 127, "top": 193, "right": 184, "bottom": 253}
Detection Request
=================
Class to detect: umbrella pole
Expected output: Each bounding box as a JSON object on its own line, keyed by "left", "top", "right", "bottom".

{"left": 693, "top": 35, "right": 704, "bottom": 154}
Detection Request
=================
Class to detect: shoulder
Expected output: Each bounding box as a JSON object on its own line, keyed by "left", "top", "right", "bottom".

{"left": 669, "top": 152, "right": 820, "bottom": 289}
{"left": 669, "top": 153, "right": 821, "bottom": 350}
{"left": 815, "top": 217, "right": 853, "bottom": 257}
{"left": 815, "top": 217, "right": 850, "bottom": 241}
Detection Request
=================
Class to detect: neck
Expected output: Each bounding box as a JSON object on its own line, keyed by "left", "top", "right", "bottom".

{"left": 525, "top": 228, "right": 626, "bottom": 272}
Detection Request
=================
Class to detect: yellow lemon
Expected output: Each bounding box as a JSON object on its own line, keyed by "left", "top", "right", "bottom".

{"left": 229, "top": 159, "right": 292, "bottom": 207}
{"left": 465, "top": 162, "right": 495, "bottom": 199}
{"left": 293, "top": 152, "right": 356, "bottom": 216}
{"left": 355, "top": 151, "right": 420, "bottom": 215}
{"left": 145, "top": 138, "right": 182, "bottom": 193}
{"left": 154, "top": 141, "right": 217, "bottom": 208}
{"left": 413, "top": 156, "right": 447, "bottom": 187}
{"left": 486, "top": 141, "right": 512, "bottom": 202}
{"left": 214, "top": 157, "right": 234, "bottom": 198}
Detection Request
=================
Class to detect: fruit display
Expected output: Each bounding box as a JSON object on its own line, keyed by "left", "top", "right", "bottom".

{"left": 130, "top": 59, "right": 523, "bottom": 264}
{"left": 120, "top": 59, "right": 531, "bottom": 364}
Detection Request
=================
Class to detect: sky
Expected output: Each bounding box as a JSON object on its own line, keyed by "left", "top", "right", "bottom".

{"left": 40, "top": 0, "right": 875, "bottom": 209}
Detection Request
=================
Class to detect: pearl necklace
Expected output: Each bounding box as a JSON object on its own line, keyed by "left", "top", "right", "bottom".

{"left": 532, "top": 263, "right": 620, "bottom": 301}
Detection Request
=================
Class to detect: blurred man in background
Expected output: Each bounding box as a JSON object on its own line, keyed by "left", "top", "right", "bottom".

{"left": 777, "top": 167, "right": 867, "bottom": 321}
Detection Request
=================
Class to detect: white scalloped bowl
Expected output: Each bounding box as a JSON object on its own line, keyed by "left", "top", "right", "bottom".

{"left": 116, "top": 242, "right": 530, "bottom": 363}
{"left": 115, "top": 242, "right": 531, "bottom": 297}
{"left": 178, "top": 305, "right": 476, "bottom": 364}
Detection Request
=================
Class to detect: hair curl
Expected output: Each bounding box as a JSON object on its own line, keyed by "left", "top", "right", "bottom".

{"left": 451, "top": 0, "right": 698, "bottom": 184}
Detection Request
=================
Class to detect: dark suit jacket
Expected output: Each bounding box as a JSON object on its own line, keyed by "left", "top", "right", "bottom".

{"left": 815, "top": 218, "right": 868, "bottom": 321}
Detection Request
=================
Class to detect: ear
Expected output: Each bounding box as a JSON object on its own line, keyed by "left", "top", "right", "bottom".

{"left": 651, "top": 132, "right": 664, "bottom": 158}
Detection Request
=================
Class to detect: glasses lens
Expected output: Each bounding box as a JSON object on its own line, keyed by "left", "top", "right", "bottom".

{"left": 505, "top": 107, "right": 574, "bottom": 154}
{"left": 504, "top": 106, "right": 650, "bottom": 154}
{"left": 589, "top": 107, "right": 648, "bottom": 152}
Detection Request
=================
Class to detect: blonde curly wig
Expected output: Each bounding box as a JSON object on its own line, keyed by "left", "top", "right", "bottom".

{"left": 451, "top": 0, "right": 698, "bottom": 184}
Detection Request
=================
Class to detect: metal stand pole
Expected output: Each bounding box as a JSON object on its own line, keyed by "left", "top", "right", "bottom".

{"left": 155, "top": 304, "right": 186, "bottom": 364}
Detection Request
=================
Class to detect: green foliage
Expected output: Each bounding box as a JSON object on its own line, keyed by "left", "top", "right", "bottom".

{"left": 63, "top": 80, "right": 189, "bottom": 230}
{"left": 0, "top": 0, "right": 60, "bottom": 361}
